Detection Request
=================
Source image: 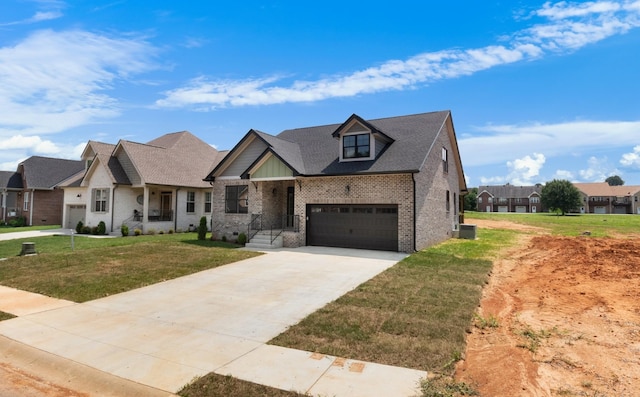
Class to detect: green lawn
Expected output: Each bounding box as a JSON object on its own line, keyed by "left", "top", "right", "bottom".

{"left": 465, "top": 211, "right": 640, "bottom": 236}
{"left": 0, "top": 233, "right": 259, "bottom": 302}
{"left": 269, "top": 228, "right": 514, "bottom": 372}
{"left": 0, "top": 311, "right": 15, "bottom": 321}
{"left": 0, "top": 225, "right": 61, "bottom": 234}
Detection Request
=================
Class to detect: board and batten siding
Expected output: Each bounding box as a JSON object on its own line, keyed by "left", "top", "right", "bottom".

{"left": 251, "top": 155, "right": 293, "bottom": 179}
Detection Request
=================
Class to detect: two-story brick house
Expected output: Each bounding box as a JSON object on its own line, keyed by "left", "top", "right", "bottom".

{"left": 574, "top": 182, "right": 640, "bottom": 214}
{"left": 477, "top": 184, "right": 543, "bottom": 213}
{"left": 205, "top": 111, "right": 467, "bottom": 252}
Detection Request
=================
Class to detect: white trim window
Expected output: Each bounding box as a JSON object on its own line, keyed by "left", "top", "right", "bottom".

{"left": 204, "top": 192, "right": 212, "bottom": 213}
{"left": 186, "top": 191, "right": 195, "bottom": 213}
{"left": 92, "top": 188, "right": 109, "bottom": 213}
{"left": 23, "top": 191, "right": 30, "bottom": 211}
{"left": 442, "top": 147, "right": 449, "bottom": 173}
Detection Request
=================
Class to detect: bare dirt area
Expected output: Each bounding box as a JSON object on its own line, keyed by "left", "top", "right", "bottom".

{"left": 457, "top": 225, "right": 640, "bottom": 396}
{"left": 0, "top": 362, "right": 88, "bottom": 397}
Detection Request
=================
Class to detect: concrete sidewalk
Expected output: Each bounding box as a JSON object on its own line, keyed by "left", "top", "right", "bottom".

{"left": 0, "top": 228, "right": 117, "bottom": 242}
{"left": 0, "top": 247, "right": 426, "bottom": 396}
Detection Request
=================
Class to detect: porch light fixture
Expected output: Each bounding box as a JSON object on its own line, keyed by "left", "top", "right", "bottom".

{"left": 77, "top": 194, "right": 82, "bottom": 198}
{"left": 345, "top": 185, "right": 350, "bottom": 194}
{"left": 272, "top": 188, "right": 277, "bottom": 196}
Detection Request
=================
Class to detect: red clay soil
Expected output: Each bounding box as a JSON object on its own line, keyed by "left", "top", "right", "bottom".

{"left": 456, "top": 221, "right": 640, "bottom": 396}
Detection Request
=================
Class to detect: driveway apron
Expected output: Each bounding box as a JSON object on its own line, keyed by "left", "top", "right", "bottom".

{"left": 0, "top": 247, "right": 425, "bottom": 395}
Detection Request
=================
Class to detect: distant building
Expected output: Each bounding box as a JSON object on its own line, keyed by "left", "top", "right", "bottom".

{"left": 573, "top": 182, "right": 640, "bottom": 214}
{"left": 477, "top": 184, "right": 543, "bottom": 213}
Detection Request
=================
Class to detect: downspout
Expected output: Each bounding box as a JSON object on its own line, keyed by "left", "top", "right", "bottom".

{"left": 111, "top": 185, "right": 118, "bottom": 233}
{"left": 412, "top": 173, "right": 417, "bottom": 252}
{"left": 29, "top": 189, "right": 35, "bottom": 226}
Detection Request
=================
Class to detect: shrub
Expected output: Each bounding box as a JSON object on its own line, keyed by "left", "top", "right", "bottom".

{"left": 147, "top": 228, "right": 156, "bottom": 235}
{"left": 76, "top": 221, "right": 84, "bottom": 234}
{"left": 81, "top": 226, "right": 91, "bottom": 234}
{"left": 121, "top": 224, "right": 129, "bottom": 237}
{"left": 8, "top": 216, "right": 26, "bottom": 227}
{"left": 159, "top": 230, "right": 164, "bottom": 235}
{"left": 91, "top": 226, "right": 99, "bottom": 235}
{"left": 168, "top": 228, "right": 174, "bottom": 234}
{"left": 134, "top": 228, "right": 142, "bottom": 236}
{"left": 237, "top": 232, "right": 247, "bottom": 245}
{"left": 221, "top": 235, "right": 227, "bottom": 242}
{"left": 97, "top": 221, "right": 106, "bottom": 235}
{"left": 197, "top": 216, "right": 208, "bottom": 240}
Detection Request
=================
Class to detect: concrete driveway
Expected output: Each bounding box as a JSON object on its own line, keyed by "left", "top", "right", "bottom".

{"left": 0, "top": 247, "right": 425, "bottom": 396}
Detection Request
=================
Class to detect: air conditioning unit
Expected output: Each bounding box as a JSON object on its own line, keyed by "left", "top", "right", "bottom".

{"left": 459, "top": 224, "right": 477, "bottom": 240}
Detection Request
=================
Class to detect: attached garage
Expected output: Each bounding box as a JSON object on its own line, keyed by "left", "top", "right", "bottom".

{"left": 66, "top": 204, "right": 86, "bottom": 229}
{"left": 594, "top": 206, "right": 606, "bottom": 214}
{"left": 307, "top": 204, "right": 398, "bottom": 251}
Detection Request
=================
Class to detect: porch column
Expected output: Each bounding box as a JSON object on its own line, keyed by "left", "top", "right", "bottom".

{"left": 143, "top": 187, "right": 149, "bottom": 231}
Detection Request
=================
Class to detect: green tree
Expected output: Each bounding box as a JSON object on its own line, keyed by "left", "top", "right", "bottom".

{"left": 464, "top": 187, "right": 478, "bottom": 211}
{"left": 541, "top": 179, "right": 582, "bottom": 215}
{"left": 605, "top": 175, "right": 624, "bottom": 186}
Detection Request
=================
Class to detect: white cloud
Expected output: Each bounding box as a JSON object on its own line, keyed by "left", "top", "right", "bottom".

{"left": 156, "top": 0, "right": 640, "bottom": 109}
{"left": 479, "top": 176, "right": 506, "bottom": 185}
{"left": 506, "top": 153, "right": 546, "bottom": 185}
{"left": 459, "top": 120, "right": 640, "bottom": 167}
{"left": 578, "top": 156, "right": 620, "bottom": 181}
{"left": 620, "top": 145, "right": 640, "bottom": 168}
{"left": 0, "top": 30, "right": 159, "bottom": 138}
{"left": 553, "top": 169, "right": 576, "bottom": 180}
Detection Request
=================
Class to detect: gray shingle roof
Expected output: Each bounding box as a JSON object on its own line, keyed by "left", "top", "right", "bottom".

{"left": 275, "top": 111, "right": 450, "bottom": 175}
{"left": 0, "top": 171, "right": 22, "bottom": 189}
{"left": 478, "top": 185, "right": 542, "bottom": 198}
{"left": 19, "top": 156, "right": 84, "bottom": 189}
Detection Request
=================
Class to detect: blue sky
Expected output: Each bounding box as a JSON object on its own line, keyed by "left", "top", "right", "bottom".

{"left": 1, "top": 0, "right": 640, "bottom": 186}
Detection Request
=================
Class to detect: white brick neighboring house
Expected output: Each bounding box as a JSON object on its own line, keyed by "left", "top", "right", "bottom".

{"left": 61, "top": 131, "right": 226, "bottom": 234}
{"left": 205, "top": 111, "right": 467, "bottom": 252}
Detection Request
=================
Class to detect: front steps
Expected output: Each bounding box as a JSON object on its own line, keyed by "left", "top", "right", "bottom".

{"left": 245, "top": 230, "right": 283, "bottom": 250}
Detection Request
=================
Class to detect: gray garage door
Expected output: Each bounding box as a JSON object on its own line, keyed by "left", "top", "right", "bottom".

{"left": 307, "top": 204, "right": 398, "bottom": 251}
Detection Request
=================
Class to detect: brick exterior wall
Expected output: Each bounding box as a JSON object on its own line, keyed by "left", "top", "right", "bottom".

{"left": 18, "top": 189, "right": 64, "bottom": 226}
{"left": 213, "top": 174, "right": 416, "bottom": 251}
{"left": 413, "top": 122, "right": 461, "bottom": 251}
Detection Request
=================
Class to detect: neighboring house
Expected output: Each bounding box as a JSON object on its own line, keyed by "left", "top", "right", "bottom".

{"left": 573, "top": 182, "right": 640, "bottom": 214}
{"left": 205, "top": 111, "right": 467, "bottom": 252}
{"left": 0, "top": 171, "right": 23, "bottom": 224}
{"left": 61, "top": 131, "right": 226, "bottom": 234}
{"left": 0, "top": 157, "right": 84, "bottom": 226}
{"left": 477, "top": 184, "right": 543, "bottom": 213}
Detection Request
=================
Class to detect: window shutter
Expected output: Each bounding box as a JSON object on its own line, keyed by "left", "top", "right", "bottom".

{"left": 105, "top": 188, "right": 110, "bottom": 212}
{"left": 91, "top": 189, "right": 96, "bottom": 212}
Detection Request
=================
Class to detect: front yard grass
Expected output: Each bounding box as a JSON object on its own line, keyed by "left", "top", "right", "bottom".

{"left": 0, "top": 224, "right": 61, "bottom": 234}
{"left": 0, "top": 233, "right": 259, "bottom": 302}
{"left": 0, "top": 311, "right": 15, "bottom": 321}
{"left": 269, "top": 228, "right": 514, "bottom": 372}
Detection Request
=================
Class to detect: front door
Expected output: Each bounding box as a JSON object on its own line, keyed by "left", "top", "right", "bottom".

{"left": 286, "top": 186, "right": 295, "bottom": 228}
{"left": 161, "top": 192, "right": 172, "bottom": 221}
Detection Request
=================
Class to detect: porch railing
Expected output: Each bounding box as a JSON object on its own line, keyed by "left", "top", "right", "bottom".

{"left": 248, "top": 214, "right": 262, "bottom": 240}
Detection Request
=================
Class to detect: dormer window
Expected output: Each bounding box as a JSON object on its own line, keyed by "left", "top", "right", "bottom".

{"left": 333, "top": 115, "right": 394, "bottom": 162}
{"left": 343, "top": 133, "right": 370, "bottom": 159}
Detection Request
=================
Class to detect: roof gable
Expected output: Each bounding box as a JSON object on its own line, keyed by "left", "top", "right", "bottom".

{"left": 0, "top": 171, "right": 23, "bottom": 189}
{"left": 19, "top": 156, "right": 84, "bottom": 189}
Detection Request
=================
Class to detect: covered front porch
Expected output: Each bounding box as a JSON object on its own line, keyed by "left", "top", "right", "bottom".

{"left": 119, "top": 186, "right": 180, "bottom": 234}
{"left": 246, "top": 179, "right": 301, "bottom": 249}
